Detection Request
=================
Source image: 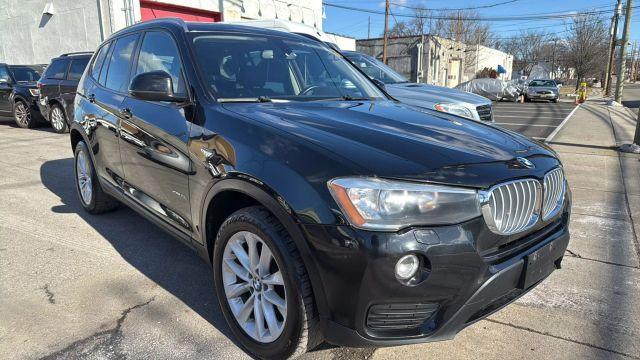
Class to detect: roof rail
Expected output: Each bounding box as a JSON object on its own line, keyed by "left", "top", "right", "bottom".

{"left": 60, "top": 51, "right": 94, "bottom": 57}
{"left": 109, "top": 17, "right": 189, "bottom": 39}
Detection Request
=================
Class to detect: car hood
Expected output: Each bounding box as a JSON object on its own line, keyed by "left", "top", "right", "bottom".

{"left": 386, "top": 82, "right": 491, "bottom": 105}
{"left": 222, "top": 100, "right": 558, "bottom": 188}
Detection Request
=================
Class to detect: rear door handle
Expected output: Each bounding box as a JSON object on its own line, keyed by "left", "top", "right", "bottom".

{"left": 119, "top": 107, "right": 132, "bottom": 119}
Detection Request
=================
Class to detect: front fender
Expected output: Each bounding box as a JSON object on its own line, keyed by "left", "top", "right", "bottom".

{"left": 200, "top": 177, "right": 331, "bottom": 320}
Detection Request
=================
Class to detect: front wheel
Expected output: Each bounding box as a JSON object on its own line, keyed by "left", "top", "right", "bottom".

{"left": 50, "top": 104, "right": 68, "bottom": 133}
{"left": 213, "top": 206, "right": 321, "bottom": 359}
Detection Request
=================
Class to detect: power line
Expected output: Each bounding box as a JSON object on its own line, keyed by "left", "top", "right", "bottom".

{"left": 390, "top": 0, "right": 523, "bottom": 12}
{"left": 323, "top": 2, "right": 638, "bottom": 22}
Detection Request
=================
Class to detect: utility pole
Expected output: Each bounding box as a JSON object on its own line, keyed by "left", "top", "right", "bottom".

{"left": 615, "top": 0, "right": 633, "bottom": 103}
{"left": 605, "top": 0, "right": 623, "bottom": 96}
{"left": 383, "top": 0, "right": 389, "bottom": 64}
{"left": 368, "top": 16, "right": 371, "bottom": 39}
{"left": 551, "top": 38, "right": 558, "bottom": 79}
{"left": 631, "top": 41, "right": 637, "bottom": 82}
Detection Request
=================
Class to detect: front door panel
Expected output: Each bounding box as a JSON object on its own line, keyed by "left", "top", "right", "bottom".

{"left": 119, "top": 97, "right": 193, "bottom": 233}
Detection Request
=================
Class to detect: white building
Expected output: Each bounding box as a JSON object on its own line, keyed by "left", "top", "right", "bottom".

{"left": 0, "top": 0, "right": 323, "bottom": 64}
{"left": 464, "top": 44, "right": 514, "bottom": 81}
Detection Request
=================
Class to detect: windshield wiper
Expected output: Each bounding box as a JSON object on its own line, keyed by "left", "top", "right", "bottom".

{"left": 217, "top": 96, "right": 273, "bottom": 103}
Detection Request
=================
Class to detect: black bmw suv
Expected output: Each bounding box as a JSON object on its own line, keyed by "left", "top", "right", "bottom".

{"left": 0, "top": 63, "right": 45, "bottom": 128}
{"left": 38, "top": 52, "right": 92, "bottom": 133}
{"left": 70, "top": 19, "right": 571, "bottom": 359}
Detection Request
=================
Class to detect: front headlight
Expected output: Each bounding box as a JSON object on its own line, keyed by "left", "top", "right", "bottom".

{"left": 29, "top": 88, "right": 40, "bottom": 96}
{"left": 328, "top": 177, "right": 480, "bottom": 231}
{"left": 434, "top": 103, "right": 475, "bottom": 120}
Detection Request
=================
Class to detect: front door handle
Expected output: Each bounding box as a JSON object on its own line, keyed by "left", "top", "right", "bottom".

{"left": 119, "top": 107, "right": 132, "bottom": 119}
{"left": 87, "top": 93, "right": 95, "bottom": 103}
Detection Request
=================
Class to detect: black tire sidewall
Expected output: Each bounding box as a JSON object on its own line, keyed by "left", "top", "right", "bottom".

{"left": 213, "top": 211, "right": 305, "bottom": 359}
{"left": 51, "top": 105, "right": 68, "bottom": 133}
{"left": 74, "top": 141, "right": 98, "bottom": 211}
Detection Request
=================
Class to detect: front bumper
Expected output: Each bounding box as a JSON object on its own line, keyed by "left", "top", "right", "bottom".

{"left": 303, "top": 194, "right": 571, "bottom": 347}
{"left": 528, "top": 93, "right": 559, "bottom": 101}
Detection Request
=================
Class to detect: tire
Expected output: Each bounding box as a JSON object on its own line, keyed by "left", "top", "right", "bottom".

{"left": 552, "top": 98, "right": 559, "bottom": 103}
{"left": 213, "top": 206, "right": 321, "bottom": 359}
{"left": 50, "top": 104, "right": 68, "bottom": 133}
{"left": 13, "top": 100, "right": 37, "bottom": 128}
{"left": 74, "top": 141, "right": 119, "bottom": 214}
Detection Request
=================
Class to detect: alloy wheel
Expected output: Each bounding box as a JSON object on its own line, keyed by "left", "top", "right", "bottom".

{"left": 51, "top": 107, "right": 65, "bottom": 131}
{"left": 222, "top": 231, "right": 287, "bottom": 343}
{"left": 76, "top": 149, "right": 93, "bottom": 205}
{"left": 14, "top": 102, "right": 30, "bottom": 126}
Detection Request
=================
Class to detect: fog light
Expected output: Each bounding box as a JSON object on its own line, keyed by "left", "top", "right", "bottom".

{"left": 395, "top": 254, "right": 420, "bottom": 280}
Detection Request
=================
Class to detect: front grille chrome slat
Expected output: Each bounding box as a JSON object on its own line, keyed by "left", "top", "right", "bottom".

{"left": 542, "top": 168, "right": 566, "bottom": 220}
{"left": 481, "top": 179, "right": 541, "bottom": 236}
{"left": 481, "top": 167, "right": 566, "bottom": 236}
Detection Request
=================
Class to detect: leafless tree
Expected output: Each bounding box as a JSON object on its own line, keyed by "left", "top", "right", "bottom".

{"left": 388, "top": 9, "right": 432, "bottom": 37}
{"left": 431, "top": 10, "right": 493, "bottom": 46}
{"left": 561, "top": 12, "right": 609, "bottom": 86}
{"left": 498, "top": 30, "right": 550, "bottom": 76}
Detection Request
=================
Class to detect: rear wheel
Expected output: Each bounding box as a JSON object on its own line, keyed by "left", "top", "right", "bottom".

{"left": 213, "top": 206, "right": 321, "bottom": 359}
{"left": 13, "top": 100, "right": 36, "bottom": 128}
{"left": 50, "top": 104, "right": 68, "bottom": 133}
{"left": 74, "top": 141, "right": 119, "bottom": 214}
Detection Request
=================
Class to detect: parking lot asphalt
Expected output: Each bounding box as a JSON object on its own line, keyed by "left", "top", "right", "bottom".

{"left": 492, "top": 101, "right": 577, "bottom": 141}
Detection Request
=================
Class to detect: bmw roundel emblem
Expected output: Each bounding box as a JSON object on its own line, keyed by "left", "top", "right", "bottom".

{"left": 517, "top": 157, "right": 535, "bottom": 169}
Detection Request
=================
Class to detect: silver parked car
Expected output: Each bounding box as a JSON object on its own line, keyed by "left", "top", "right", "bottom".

{"left": 343, "top": 51, "right": 494, "bottom": 122}
{"left": 525, "top": 79, "right": 559, "bottom": 103}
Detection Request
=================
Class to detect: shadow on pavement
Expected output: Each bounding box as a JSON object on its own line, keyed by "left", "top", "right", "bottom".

{"left": 38, "top": 157, "right": 367, "bottom": 358}
{"left": 38, "top": 157, "right": 239, "bottom": 350}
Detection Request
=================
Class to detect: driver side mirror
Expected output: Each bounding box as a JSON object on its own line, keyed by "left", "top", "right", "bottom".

{"left": 372, "top": 78, "right": 385, "bottom": 89}
{"left": 129, "top": 71, "right": 187, "bottom": 102}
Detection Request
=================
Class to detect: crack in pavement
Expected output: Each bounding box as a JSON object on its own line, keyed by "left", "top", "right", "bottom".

{"left": 564, "top": 250, "right": 639, "bottom": 269}
{"left": 39, "top": 296, "right": 156, "bottom": 360}
{"left": 41, "top": 284, "right": 55, "bottom": 304}
{"left": 485, "top": 319, "right": 640, "bottom": 360}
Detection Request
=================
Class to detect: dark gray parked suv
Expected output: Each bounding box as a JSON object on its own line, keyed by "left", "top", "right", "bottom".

{"left": 38, "top": 52, "right": 92, "bottom": 133}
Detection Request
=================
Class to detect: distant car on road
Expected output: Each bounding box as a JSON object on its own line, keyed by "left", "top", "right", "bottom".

{"left": 38, "top": 52, "right": 92, "bottom": 133}
{"left": 525, "top": 79, "right": 559, "bottom": 103}
{"left": 0, "top": 63, "right": 46, "bottom": 128}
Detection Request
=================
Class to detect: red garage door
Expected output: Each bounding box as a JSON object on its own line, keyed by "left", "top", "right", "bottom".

{"left": 140, "top": 0, "right": 221, "bottom": 22}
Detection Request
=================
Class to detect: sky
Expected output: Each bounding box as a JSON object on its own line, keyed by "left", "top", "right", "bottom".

{"left": 322, "top": 0, "right": 640, "bottom": 43}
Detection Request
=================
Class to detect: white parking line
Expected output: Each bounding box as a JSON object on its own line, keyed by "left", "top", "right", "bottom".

{"left": 496, "top": 123, "right": 559, "bottom": 127}
{"left": 493, "top": 109, "right": 574, "bottom": 114}
{"left": 544, "top": 104, "right": 581, "bottom": 143}
{"left": 494, "top": 114, "right": 567, "bottom": 119}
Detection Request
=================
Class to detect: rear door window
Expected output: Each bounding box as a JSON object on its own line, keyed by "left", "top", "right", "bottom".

{"left": 67, "top": 57, "right": 91, "bottom": 81}
{"left": 90, "top": 43, "right": 111, "bottom": 81}
{"left": 44, "top": 59, "right": 70, "bottom": 80}
{"left": 104, "top": 34, "right": 139, "bottom": 92}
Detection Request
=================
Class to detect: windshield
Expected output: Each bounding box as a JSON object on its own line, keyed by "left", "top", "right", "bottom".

{"left": 190, "top": 34, "right": 386, "bottom": 101}
{"left": 345, "top": 53, "right": 408, "bottom": 84}
{"left": 9, "top": 66, "right": 42, "bottom": 82}
{"left": 528, "top": 80, "right": 556, "bottom": 87}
